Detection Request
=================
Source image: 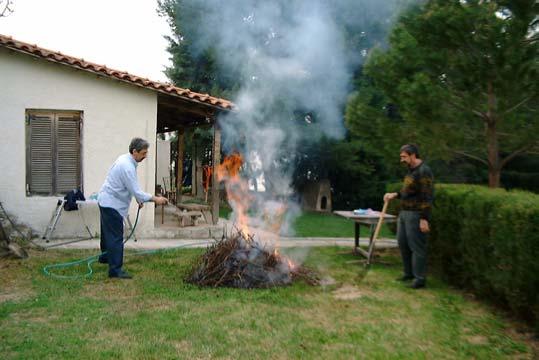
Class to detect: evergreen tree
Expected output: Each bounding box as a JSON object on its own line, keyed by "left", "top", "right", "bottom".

{"left": 347, "top": 0, "right": 539, "bottom": 187}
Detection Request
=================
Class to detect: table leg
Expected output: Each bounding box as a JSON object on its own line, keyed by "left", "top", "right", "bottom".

{"left": 354, "top": 222, "right": 360, "bottom": 253}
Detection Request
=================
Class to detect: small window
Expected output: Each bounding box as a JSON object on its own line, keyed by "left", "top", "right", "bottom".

{"left": 26, "top": 110, "right": 82, "bottom": 196}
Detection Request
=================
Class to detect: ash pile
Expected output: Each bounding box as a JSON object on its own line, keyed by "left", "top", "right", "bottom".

{"left": 187, "top": 231, "right": 318, "bottom": 288}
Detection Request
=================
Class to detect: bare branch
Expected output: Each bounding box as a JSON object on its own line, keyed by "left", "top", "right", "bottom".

{"left": 500, "top": 142, "right": 538, "bottom": 169}
{"left": 523, "top": 35, "right": 538, "bottom": 44}
{"left": 443, "top": 98, "right": 487, "bottom": 120}
{"left": 451, "top": 150, "right": 489, "bottom": 166}
{"left": 442, "top": 78, "right": 488, "bottom": 119}
{"left": 0, "top": 0, "right": 14, "bottom": 17}
{"left": 504, "top": 95, "right": 536, "bottom": 114}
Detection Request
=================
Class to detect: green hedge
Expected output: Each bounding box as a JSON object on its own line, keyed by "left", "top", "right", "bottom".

{"left": 386, "top": 183, "right": 539, "bottom": 325}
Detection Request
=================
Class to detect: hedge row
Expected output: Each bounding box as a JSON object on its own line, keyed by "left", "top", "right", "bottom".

{"left": 387, "top": 183, "right": 539, "bottom": 325}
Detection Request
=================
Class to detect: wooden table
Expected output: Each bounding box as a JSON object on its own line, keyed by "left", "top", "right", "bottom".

{"left": 176, "top": 203, "right": 213, "bottom": 225}
{"left": 334, "top": 210, "right": 397, "bottom": 261}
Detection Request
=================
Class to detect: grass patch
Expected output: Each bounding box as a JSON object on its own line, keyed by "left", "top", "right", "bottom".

{"left": 219, "top": 205, "right": 232, "bottom": 219}
{"left": 293, "top": 211, "right": 395, "bottom": 238}
{"left": 1, "top": 247, "right": 536, "bottom": 359}
{"left": 220, "top": 206, "right": 395, "bottom": 239}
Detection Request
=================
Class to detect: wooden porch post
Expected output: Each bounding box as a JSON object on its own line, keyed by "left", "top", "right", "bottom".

{"left": 176, "top": 130, "right": 184, "bottom": 205}
{"left": 211, "top": 123, "right": 221, "bottom": 224}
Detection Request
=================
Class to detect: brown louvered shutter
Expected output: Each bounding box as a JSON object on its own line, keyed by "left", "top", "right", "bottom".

{"left": 26, "top": 110, "right": 82, "bottom": 196}
{"left": 28, "top": 113, "right": 54, "bottom": 195}
{"left": 56, "top": 114, "right": 81, "bottom": 194}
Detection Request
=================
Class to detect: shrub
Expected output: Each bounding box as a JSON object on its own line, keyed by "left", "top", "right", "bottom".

{"left": 386, "top": 183, "right": 539, "bottom": 326}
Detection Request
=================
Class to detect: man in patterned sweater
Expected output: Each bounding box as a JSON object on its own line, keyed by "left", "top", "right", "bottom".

{"left": 384, "top": 144, "right": 434, "bottom": 289}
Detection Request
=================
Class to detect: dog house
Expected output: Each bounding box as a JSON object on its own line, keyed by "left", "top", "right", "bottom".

{"left": 300, "top": 179, "right": 332, "bottom": 213}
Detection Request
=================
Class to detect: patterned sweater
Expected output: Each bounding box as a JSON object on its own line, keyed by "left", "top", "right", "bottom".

{"left": 397, "top": 162, "right": 434, "bottom": 220}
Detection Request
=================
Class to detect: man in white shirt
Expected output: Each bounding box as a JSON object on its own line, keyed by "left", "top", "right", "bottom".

{"left": 98, "top": 138, "right": 168, "bottom": 279}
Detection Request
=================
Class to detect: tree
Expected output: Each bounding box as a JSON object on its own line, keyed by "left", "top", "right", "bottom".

{"left": 157, "top": 0, "right": 238, "bottom": 98}
{"left": 350, "top": 0, "right": 539, "bottom": 187}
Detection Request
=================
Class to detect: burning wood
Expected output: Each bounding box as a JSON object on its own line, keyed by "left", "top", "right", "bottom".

{"left": 186, "top": 230, "right": 319, "bottom": 288}
{"left": 197, "top": 153, "right": 317, "bottom": 288}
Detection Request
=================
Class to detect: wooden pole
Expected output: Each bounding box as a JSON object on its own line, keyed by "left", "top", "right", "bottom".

{"left": 176, "top": 130, "right": 184, "bottom": 205}
{"left": 367, "top": 201, "right": 389, "bottom": 265}
{"left": 211, "top": 123, "right": 221, "bottom": 225}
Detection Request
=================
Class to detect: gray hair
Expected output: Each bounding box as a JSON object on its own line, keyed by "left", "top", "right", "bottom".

{"left": 129, "top": 138, "right": 150, "bottom": 154}
{"left": 400, "top": 144, "right": 420, "bottom": 158}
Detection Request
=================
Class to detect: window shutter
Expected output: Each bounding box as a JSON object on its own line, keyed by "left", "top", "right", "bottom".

{"left": 56, "top": 114, "right": 81, "bottom": 194}
{"left": 29, "top": 114, "right": 54, "bottom": 195}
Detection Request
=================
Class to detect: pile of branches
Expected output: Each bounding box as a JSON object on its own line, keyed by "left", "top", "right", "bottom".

{"left": 0, "top": 203, "right": 28, "bottom": 259}
{"left": 187, "top": 231, "right": 319, "bottom": 288}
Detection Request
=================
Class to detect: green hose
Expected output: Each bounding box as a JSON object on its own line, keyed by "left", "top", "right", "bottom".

{"left": 42, "top": 208, "right": 209, "bottom": 279}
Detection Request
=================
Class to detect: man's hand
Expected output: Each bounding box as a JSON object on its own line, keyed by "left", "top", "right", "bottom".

{"left": 138, "top": 202, "right": 144, "bottom": 209}
{"left": 153, "top": 196, "right": 168, "bottom": 205}
{"left": 420, "top": 219, "right": 430, "bottom": 233}
{"left": 383, "top": 192, "right": 398, "bottom": 202}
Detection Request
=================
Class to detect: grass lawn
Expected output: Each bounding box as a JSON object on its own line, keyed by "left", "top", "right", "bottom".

{"left": 1, "top": 247, "right": 537, "bottom": 359}
{"left": 220, "top": 206, "right": 396, "bottom": 239}
{"left": 292, "top": 211, "right": 395, "bottom": 238}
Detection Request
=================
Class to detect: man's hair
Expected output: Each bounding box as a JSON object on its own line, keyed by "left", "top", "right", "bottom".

{"left": 400, "top": 143, "right": 420, "bottom": 158}
{"left": 129, "top": 138, "right": 150, "bottom": 154}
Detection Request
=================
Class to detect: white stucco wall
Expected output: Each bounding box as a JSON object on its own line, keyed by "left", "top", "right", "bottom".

{"left": 155, "top": 138, "right": 171, "bottom": 191}
{"left": 0, "top": 48, "right": 158, "bottom": 238}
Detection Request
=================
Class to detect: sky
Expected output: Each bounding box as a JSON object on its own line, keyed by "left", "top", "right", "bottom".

{"left": 0, "top": 0, "right": 172, "bottom": 82}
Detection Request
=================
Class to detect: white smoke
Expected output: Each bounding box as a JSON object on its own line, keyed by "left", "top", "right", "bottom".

{"left": 177, "top": 0, "right": 406, "bottom": 234}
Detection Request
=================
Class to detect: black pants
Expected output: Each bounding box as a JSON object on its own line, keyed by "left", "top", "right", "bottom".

{"left": 99, "top": 206, "right": 124, "bottom": 277}
{"left": 397, "top": 210, "right": 427, "bottom": 282}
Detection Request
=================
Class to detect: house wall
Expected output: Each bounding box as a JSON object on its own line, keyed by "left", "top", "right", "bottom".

{"left": 0, "top": 48, "right": 158, "bottom": 238}
{"left": 156, "top": 138, "right": 171, "bottom": 191}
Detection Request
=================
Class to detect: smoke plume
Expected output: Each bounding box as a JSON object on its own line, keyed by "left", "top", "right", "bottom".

{"left": 175, "top": 0, "right": 406, "bottom": 235}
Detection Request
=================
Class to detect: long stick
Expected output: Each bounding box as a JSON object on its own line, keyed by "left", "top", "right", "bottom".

{"left": 367, "top": 201, "right": 389, "bottom": 265}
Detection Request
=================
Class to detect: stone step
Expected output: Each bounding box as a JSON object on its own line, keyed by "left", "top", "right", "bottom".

{"left": 139, "top": 225, "right": 224, "bottom": 240}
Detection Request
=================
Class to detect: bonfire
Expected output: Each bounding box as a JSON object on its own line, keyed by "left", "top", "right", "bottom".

{"left": 186, "top": 230, "right": 318, "bottom": 288}
{"left": 186, "top": 153, "right": 318, "bottom": 289}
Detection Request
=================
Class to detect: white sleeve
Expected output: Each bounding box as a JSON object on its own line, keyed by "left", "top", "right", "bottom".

{"left": 121, "top": 165, "right": 152, "bottom": 203}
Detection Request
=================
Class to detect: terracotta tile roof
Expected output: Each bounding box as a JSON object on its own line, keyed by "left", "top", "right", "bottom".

{"left": 0, "top": 34, "right": 235, "bottom": 111}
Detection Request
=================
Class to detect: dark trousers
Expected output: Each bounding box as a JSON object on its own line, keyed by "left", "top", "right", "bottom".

{"left": 99, "top": 205, "right": 124, "bottom": 277}
{"left": 397, "top": 210, "right": 427, "bottom": 281}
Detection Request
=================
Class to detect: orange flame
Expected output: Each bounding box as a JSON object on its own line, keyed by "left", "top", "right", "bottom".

{"left": 218, "top": 153, "right": 251, "bottom": 237}
{"left": 287, "top": 258, "right": 296, "bottom": 270}
{"left": 273, "top": 248, "right": 296, "bottom": 270}
{"left": 218, "top": 153, "right": 293, "bottom": 269}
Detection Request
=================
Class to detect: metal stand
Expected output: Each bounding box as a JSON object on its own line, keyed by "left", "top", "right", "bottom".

{"left": 43, "top": 199, "right": 137, "bottom": 243}
{"left": 42, "top": 199, "right": 65, "bottom": 242}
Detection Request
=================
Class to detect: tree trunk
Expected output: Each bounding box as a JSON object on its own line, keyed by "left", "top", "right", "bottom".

{"left": 486, "top": 83, "right": 501, "bottom": 188}
{"left": 487, "top": 121, "right": 501, "bottom": 188}
{"left": 488, "top": 168, "right": 501, "bottom": 188}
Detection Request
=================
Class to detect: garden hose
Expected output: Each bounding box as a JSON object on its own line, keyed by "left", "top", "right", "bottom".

{"left": 42, "top": 208, "right": 209, "bottom": 280}
{"left": 43, "top": 207, "right": 140, "bottom": 279}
